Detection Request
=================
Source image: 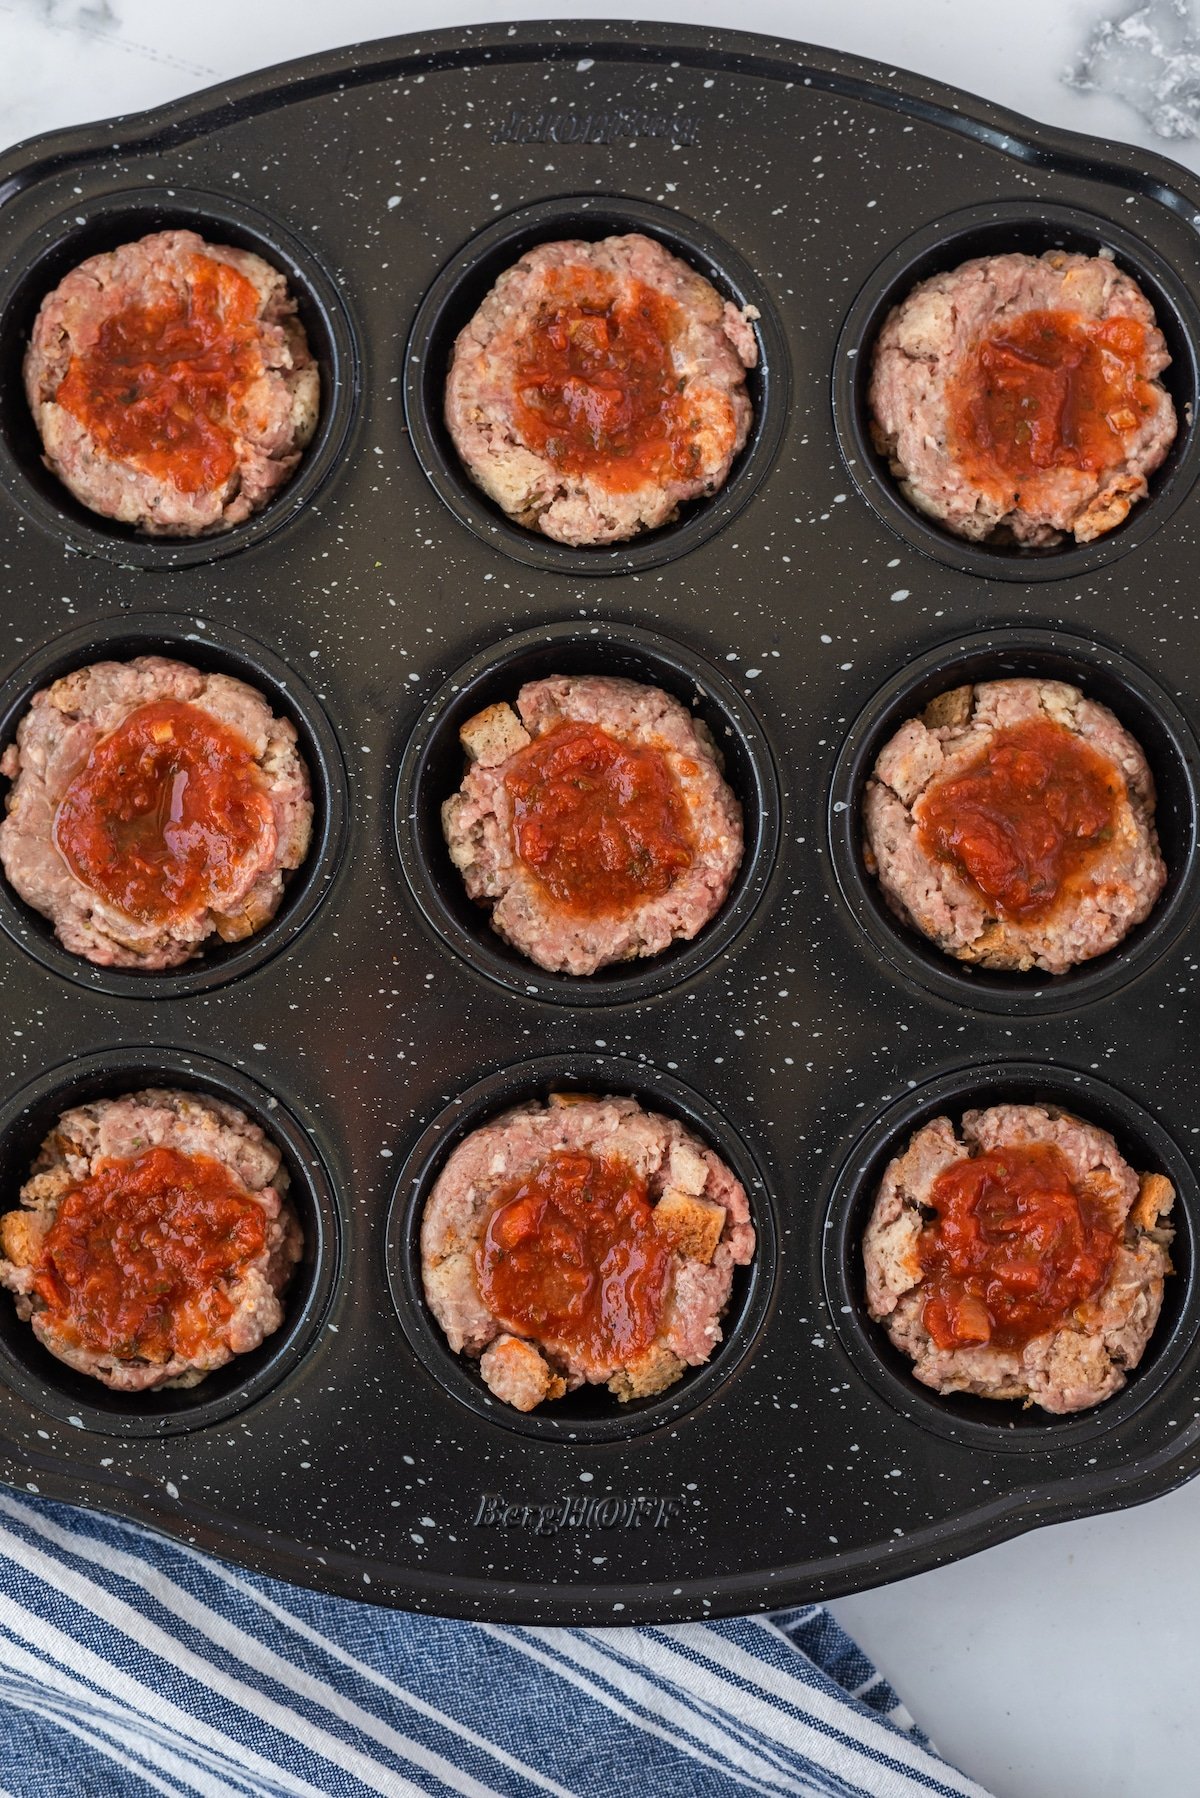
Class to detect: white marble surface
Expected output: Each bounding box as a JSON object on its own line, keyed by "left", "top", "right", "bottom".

{"left": 1, "top": 3, "right": 1197, "bottom": 1794}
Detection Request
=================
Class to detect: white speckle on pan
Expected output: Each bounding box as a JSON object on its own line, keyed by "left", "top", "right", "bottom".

{"left": 890, "top": 589, "right": 910, "bottom": 603}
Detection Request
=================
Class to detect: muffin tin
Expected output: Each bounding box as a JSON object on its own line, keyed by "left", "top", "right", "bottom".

{"left": 1, "top": 22, "right": 1200, "bottom": 1624}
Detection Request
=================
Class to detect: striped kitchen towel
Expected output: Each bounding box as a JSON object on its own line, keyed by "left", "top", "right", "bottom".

{"left": 0, "top": 1487, "right": 990, "bottom": 1798}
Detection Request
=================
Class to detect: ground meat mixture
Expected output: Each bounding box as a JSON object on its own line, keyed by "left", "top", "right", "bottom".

{"left": 445, "top": 233, "right": 757, "bottom": 545}
{"left": 868, "top": 250, "right": 1177, "bottom": 546}
{"left": 0, "top": 655, "right": 313, "bottom": 971}
{"left": 863, "top": 1104, "right": 1174, "bottom": 1413}
{"left": 421, "top": 1092, "right": 755, "bottom": 1411}
{"left": 0, "top": 1088, "right": 303, "bottom": 1392}
{"left": 442, "top": 674, "right": 744, "bottom": 976}
{"left": 862, "top": 678, "right": 1166, "bottom": 973}
{"left": 25, "top": 229, "right": 319, "bottom": 535}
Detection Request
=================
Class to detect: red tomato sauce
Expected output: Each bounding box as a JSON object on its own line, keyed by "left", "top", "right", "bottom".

{"left": 947, "top": 308, "right": 1159, "bottom": 507}
{"left": 32, "top": 1145, "right": 269, "bottom": 1363}
{"left": 914, "top": 717, "right": 1122, "bottom": 921}
{"left": 918, "top": 1141, "right": 1120, "bottom": 1352}
{"left": 476, "top": 1149, "right": 672, "bottom": 1372}
{"left": 54, "top": 253, "right": 263, "bottom": 494}
{"left": 505, "top": 720, "right": 694, "bottom": 917}
{"left": 511, "top": 266, "right": 730, "bottom": 492}
{"left": 54, "top": 698, "right": 273, "bottom": 926}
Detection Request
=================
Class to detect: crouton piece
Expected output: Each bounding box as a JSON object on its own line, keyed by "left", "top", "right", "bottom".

{"left": 607, "top": 1342, "right": 684, "bottom": 1401}
{"left": 652, "top": 1186, "right": 726, "bottom": 1264}
{"left": 667, "top": 1138, "right": 709, "bottom": 1196}
{"left": 479, "top": 1334, "right": 566, "bottom": 1412}
{"left": 921, "top": 684, "right": 974, "bottom": 730}
{"left": 1131, "top": 1171, "right": 1175, "bottom": 1232}
{"left": 458, "top": 702, "right": 532, "bottom": 767}
{"left": 1079, "top": 1167, "right": 1124, "bottom": 1225}
{"left": 20, "top": 1168, "right": 74, "bottom": 1208}
{"left": 0, "top": 1210, "right": 42, "bottom": 1269}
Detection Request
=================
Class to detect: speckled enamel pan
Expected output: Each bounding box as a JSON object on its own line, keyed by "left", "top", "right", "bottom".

{"left": 2, "top": 24, "right": 1200, "bottom": 1627}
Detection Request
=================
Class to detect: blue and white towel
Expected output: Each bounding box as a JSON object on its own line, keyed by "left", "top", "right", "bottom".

{"left": 0, "top": 1488, "right": 989, "bottom": 1798}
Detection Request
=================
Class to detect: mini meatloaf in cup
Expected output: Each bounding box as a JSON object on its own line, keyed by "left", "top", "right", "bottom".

{"left": 0, "top": 1088, "right": 302, "bottom": 1392}
{"left": 421, "top": 1091, "right": 755, "bottom": 1412}
{"left": 862, "top": 678, "right": 1166, "bottom": 973}
{"left": 445, "top": 234, "right": 757, "bottom": 545}
{"left": 0, "top": 655, "right": 313, "bottom": 970}
{"left": 863, "top": 1104, "right": 1174, "bottom": 1414}
{"left": 868, "top": 250, "right": 1177, "bottom": 545}
{"left": 442, "top": 674, "right": 744, "bottom": 976}
{"left": 24, "top": 229, "right": 319, "bottom": 535}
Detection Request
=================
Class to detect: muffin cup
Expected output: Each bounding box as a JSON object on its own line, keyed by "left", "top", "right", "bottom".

{"left": 832, "top": 201, "right": 1200, "bottom": 580}
{"left": 0, "top": 188, "right": 361, "bottom": 566}
{"left": 0, "top": 612, "right": 349, "bottom": 997}
{"left": 395, "top": 619, "right": 782, "bottom": 1006}
{"left": 826, "top": 627, "right": 1200, "bottom": 1014}
{"left": 403, "top": 193, "right": 789, "bottom": 573}
{"left": 0, "top": 1047, "right": 343, "bottom": 1438}
{"left": 821, "top": 1060, "right": 1200, "bottom": 1451}
{"left": 384, "top": 1053, "right": 778, "bottom": 1443}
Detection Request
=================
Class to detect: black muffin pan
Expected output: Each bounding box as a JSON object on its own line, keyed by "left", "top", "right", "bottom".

{"left": 2, "top": 22, "right": 1200, "bottom": 1625}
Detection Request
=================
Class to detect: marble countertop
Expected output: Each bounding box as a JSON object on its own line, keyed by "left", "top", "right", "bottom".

{"left": 2, "top": 3, "right": 1196, "bottom": 1794}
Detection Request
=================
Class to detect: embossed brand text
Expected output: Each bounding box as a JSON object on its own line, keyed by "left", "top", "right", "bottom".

{"left": 491, "top": 108, "right": 700, "bottom": 146}
{"left": 473, "top": 1492, "right": 684, "bottom": 1535}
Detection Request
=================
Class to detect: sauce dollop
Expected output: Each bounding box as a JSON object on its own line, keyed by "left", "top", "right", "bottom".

{"left": 54, "top": 253, "right": 263, "bottom": 494}
{"left": 511, "top": 266, "right": 733, "bottom": 492}
{"left": 505, "top": 719, "right": 694, "bottom": 917}
{"left": 914, "top": 717, "right": 1122, "bottom": 921}
{"left": 32, "top": 1145, "right": 269, "bottom": 1364}
{"left": 947, "top": 308, "right": 1159, "bottom": 508}
{"left": 476, "top": 1149, "right": 672, "bottom": 1372}
{"left": 54, "top": 697, "right": 273, "bottom": 926}
{"left": 918, "top": 1141, "right": 1120, "bottom": 1352}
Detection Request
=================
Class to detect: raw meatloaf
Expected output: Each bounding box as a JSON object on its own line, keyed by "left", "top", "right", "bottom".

{"left": 0, "top": 655, "right": 313, "bottom": 970}
{"left": 862, "top": 678, "right": 1166, "bottom": 973}
{"left": 0, "top": 1088, "right": 303, "bottom": 1392}
{"left": 421, "top": 1092, "right": 755, "bottom": 1411}
{"left": 868, "top": 250, "right": 1176, "bottom": 545}
{"left": 25, "top": 229, "right": 319, "bottom": 535}
{"left": 442, "top": 674, "right": 743, "bottom": 975}
{"left": 863, "top": 1104, "right": 1174, "bottom": 1413}
{"left": 445, "top": 233, "right": 757, "bottom": 544}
